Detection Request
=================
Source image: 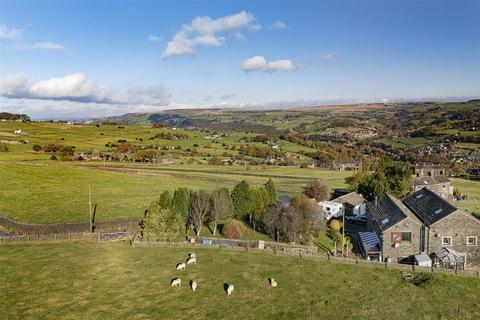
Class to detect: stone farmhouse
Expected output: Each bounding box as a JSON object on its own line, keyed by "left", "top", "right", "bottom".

{"left": 365, "top": 188, "right": 480, "bottom": 269}
{"left": 413, "top": 165, "right": 453, "bottom": 199}
{"left": 331, "top": 160, "right": 362, "bottom": 171}
{"left": 403, "top": 188, "right": 480, "bottom": 269}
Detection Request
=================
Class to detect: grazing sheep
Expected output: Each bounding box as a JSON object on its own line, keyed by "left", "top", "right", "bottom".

{"left": 189, "top": 253, "right": 196, "bottom": 259}
{"left": 171, "top": 278, "right": 181, "bottom": 287}
{"left": 186, "top": 257, "right": 196, "bottom": 265}
{"left": 190, "top": 280, "right": 197, "bottom": 292}
{"left": 226, "top": 284, "right": 234, "bottom": 295}
{"left": 176, "top": 262, "right": 186, "bottom": 270}
{"left": 269, "top": 278, "right": 277, "bottom": 288}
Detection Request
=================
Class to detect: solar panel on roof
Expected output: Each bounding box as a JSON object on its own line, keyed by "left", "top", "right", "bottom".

{"left": 381, "top": 218, "right": 389, "bottom": 225}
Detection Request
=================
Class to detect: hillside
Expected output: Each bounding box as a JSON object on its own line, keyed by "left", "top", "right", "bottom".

{"left": 1, "top": 241, "right": 479, "bottom": 319}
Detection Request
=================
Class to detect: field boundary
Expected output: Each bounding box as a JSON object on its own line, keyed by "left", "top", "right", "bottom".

{"left": 0, "top": 214, "right": 142, "bottom": 235}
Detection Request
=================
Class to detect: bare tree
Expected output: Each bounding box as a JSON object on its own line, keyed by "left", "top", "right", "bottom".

{"left": 209, "top": 188, "right": 231, "bottom": 235}
{"left": 189, "top": 191, "right": 211, "bottom": 236}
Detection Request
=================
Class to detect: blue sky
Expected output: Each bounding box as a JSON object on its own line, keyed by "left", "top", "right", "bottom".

{"left": 0, "top": 0, "right": 479, "bottom": 118}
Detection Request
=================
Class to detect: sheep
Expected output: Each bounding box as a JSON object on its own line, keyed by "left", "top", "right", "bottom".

{"left": 186, "top": 257, "right": 196, "bottom": 265}
{"left": 188, "top": 252, "right": 196, "bottom": 259}
{"left": 176, "top": 262, "right": 186, "bottom": 270}
{"left": 190, "top": 280, "right": 197, "bottom": 292}
{"left": 171, "top": 278, "right": 181, "bottom": 287}
{"left": 226, "top": 284, "right": 234, "bottom": 295}
{"left": 269, "top": 278, "right": 277, "bottom": 288}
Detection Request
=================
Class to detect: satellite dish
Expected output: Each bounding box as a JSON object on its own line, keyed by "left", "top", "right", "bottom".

{"left": 394, "top": 243, "right": 400, "bottom": 249}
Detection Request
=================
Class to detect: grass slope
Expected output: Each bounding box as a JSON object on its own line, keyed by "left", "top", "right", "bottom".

{"left": 1, "top": 242, "right": 479, "bottom": 320}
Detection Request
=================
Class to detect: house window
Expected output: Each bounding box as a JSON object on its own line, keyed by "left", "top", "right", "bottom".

{"left": 442, "top": 236, "right": 452, "bottom": 246}
{"left": 467, "top": 236, "right": 477, "bottom": 246}
{"left": 401, "top": 232, "right": 412, "bottom": 243}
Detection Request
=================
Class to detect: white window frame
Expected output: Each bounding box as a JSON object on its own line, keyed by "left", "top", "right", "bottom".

{"left": 442, "top": 236, "right": 452, "bottom": 246}
{"left": 466, "top": 236, "right": 477, "bottom": 246}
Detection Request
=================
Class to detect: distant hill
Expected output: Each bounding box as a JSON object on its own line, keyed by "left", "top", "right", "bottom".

{"left": 0, "top": 112, "right": 31, "bottom": 122}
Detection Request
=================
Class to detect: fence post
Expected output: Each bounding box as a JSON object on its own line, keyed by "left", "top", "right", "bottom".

{"left": 28, "top": 234, "right": 30, "bottom": 243}
{"left": 54, "top": 234, "right": 57, "bottom": 241}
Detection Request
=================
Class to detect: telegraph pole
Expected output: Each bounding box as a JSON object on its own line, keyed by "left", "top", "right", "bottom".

{"left": 89, "top": 185, "right": 92, "bottom": 233}
{"left": 342, "top": 205, "right": 345, "bottom": 257}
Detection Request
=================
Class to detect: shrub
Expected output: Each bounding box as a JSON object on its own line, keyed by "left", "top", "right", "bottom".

{"left": 222, "top": 219, "right": 247, "bottom": 239}
{"left": 0, "top": 143, "right": 9, "bottom": 152}
{"left": 329, "top": 219, "right": 342, "bottom": 232}
{"left": 32, "top": 144, "right": 42, "bottom": 152}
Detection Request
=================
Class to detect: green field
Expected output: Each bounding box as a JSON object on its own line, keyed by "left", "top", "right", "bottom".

{"left": 1, "top": 241, "right": 479, "bottom": 320}
{"left": 0, "top": 163, "right": 350, "bottom": 223}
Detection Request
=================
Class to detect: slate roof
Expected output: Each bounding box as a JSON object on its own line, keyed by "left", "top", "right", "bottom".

{"left": 413, "top": 175, "right": 450, "bottom": 186}
{"left": 367, "top": 194, "right": 413, "bottom": 231}
{"left": 332, "top": 192, "right": 365, "bottom": 207}
{"left": 403, "top": 188, "right": 457, "bottom": 226}
{"left": 277, "top": 194, "right": 293, "bottom": 206}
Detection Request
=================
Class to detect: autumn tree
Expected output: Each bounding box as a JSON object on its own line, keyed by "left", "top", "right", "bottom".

{"left": 290, "top": 194, "right": 318, "bottom": 245}
{"left": 303, "top": 179, "right": 331, "bottom": 202}
{"left": 189, "top": 191, "right": 211, "bottom": 236}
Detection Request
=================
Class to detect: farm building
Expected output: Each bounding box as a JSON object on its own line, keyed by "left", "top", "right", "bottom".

{"left": 331, "top": 160, "right": 362, "bottom": 171}
{"left": 403, "top": 188, "right": 480, "bottom": 269}
{"left": 366, "top": 194, "right": 423, "bottom": 263}
{"left": 412, "top": 175, "right": 453, "bottom": 200}
{"left": 332, "top": 192, "right": 366, "bottom": 216}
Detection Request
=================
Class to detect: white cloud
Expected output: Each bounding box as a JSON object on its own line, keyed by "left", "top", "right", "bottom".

{"left": 269, "top": 21, "right": 288, "bottom": 30}
{"left": 193, "top": 34, "right": 225, "bottom": 46}
{"left": 249, "top": 24, "right": 262, "bottom": 31}
{"left": 163, "top": 11, "right": 256, "bottom": 58}
{"left": 0, "top": 24, "right": 23, "bottom": 39}
{"left": 319, "top": 52, "right": 337, "bottom": 60}
{"left": 148, "top": 35, "right": 164, "bottom": 42}
{"left": 0, "top": 73, "right": 170, "bottom": 106}
{"left": 30, "top": 41, "right": 66, "bottom": 51}
{"left": 241, "top": 56, "right": 299, "bottom": 72}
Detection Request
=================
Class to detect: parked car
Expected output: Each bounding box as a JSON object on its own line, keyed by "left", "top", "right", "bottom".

{"left": 346, "top": 215, "right": 368, "bottom": 225}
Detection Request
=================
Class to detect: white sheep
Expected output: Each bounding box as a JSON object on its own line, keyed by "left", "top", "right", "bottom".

{"left": 176, "top": 262, "right": 186, "bottom": 270}
{"left": 186, "top": 257, "right": 196, "bottom": 265}
{"left": 226, "top": 284, "right": 234, "bottom": 295}
{"left": 269, "top": 278, "right": 277, "bottom": 288}
{"left": 171, "top": 278, "right": 181, "bottom": 287}
{"left": 190, "top": 280, "right": 197, "bottom": 292}
{"left": 189, "top": 252, "right": 197, "bottom": 259}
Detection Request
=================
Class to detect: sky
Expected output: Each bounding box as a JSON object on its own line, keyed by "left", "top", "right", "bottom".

{"left": 0, "top": 0, "right": 479, "bottom": 119}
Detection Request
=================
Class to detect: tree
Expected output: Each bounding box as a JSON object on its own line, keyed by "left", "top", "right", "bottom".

{"left": 304, "top": 179, "right": 331, "bottom": 202}
{"left": 251, "top": 187, "right": 269, "bottom": 233}
{"left": 143, "top": 201, "right": 182, "bottom": 241}
{"left": 189, "top": 191, "right": 211, "bottom": 236}
{"left": 158, "top": 191, "right": 173, "bottom": 210}
{"left": 231, "top": 180, "right": 254, "bottom": 221}
{"left": 263, "top": 204, "right": 291, "bottom": 242}
{"left": 290, "top": 194, "right": 318, "bottom": 245}
{"left": 264, "top": 178, "right": 277, "bottom": 205}
{"left": 172, "top": 188, "right": 191, "bottom": 219}
{"left": 209, "top": 188, "right": 232, "bottom": 235}
{"left": 346, "top": 157, "right": 412, "bottom": 201}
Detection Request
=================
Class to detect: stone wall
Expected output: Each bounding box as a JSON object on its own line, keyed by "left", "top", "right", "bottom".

{"left": 428, "top": 210, "right": 480, "bottom": 268}
{"left": 0, "top": 215, "right": 142, "bottom": 235}
{"left": 381, "top": 217, "right": 423, "bottom": 262}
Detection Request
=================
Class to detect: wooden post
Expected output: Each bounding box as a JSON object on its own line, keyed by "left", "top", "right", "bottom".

{"left": 341, "top": 204, "right": 345, "bottom": 258}
{"left": 89, "top": 185, "right": 93, "bottom": 233}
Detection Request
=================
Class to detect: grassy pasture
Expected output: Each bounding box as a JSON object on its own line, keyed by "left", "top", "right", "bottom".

{"left": 1, "top": 241, "right": 479, "bottom": 320}
{"left": 0, "top": 163, "right": 350, "bottom": 223}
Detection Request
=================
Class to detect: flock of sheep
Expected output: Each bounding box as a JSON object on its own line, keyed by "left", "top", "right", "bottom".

{"left": 170, "top": 252, "right": 278, "bottom": 294}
